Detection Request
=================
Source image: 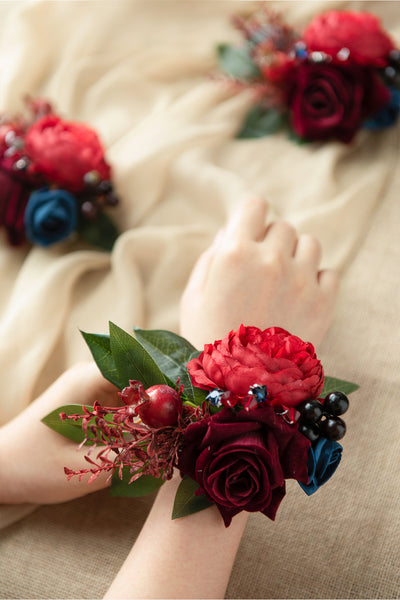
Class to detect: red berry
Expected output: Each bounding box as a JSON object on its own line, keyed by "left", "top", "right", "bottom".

{"left": 136, "top": 385, "right": 182, "bottom": 428}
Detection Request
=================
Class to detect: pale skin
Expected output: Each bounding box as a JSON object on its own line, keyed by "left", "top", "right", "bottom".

{"left": 0, "top": 197, "right": 339, "bottom": 598}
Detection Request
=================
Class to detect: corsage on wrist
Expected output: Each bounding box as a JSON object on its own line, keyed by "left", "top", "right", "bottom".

{"left": 0, "top": 97, "right": 119, "bottom": 250}
{"left": 43, "top": 324, "right": 358, "bottom": 527}
{"left": 217, "top": 8, "right": 400, "bottom": 143}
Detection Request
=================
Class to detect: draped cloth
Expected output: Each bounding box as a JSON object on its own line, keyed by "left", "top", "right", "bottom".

{"left": 0, "top": 1, "right": 399, "bottom": 598}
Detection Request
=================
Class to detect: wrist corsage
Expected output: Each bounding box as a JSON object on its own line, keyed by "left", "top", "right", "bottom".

{"left": 217, "top": 8, "right": 400, "bottom": 143}
{"left": 43, "top": 324, "right": 358, "bottom": 527}
{"left": 0, "top": 97, "right": 119, "bottom": 250}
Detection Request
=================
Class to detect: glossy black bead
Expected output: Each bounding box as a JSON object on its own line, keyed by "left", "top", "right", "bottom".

{"left": 389, "top": 48, "right": 400, "bottom": 67}
{"left": 83, "top": 170, "right": 101, "bottom": 187}
{"left": 384, "top": 65, "right": 400, "bottom": 85}
{"left": 81, "top": 200, "right": 99, "bottom": 220}
{"left": 96, "top": 179, "right": 113, "bottom": 194}
{"left": 299, "top": 399, "right": 323, "bottom": 422}
{"left": 13, "top": 157, "right": 30, "bottom": 171}
{"left": 320, "top": 416, "right": 346, "bottom": 441}
{"left": 105, "top": 192, "right": 119, "bottom": 206}
{"left": 324, "top": 391, "right": 349, "bottom": 416}
{"left": 298, "top": 421, "right": 320, "bottom": 442}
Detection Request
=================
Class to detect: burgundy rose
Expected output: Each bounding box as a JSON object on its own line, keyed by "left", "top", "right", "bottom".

{"left": 187, "top": 325, "right": 323, "bottom": 408}
{"left": 177, "top": 405, "right": 310, "bottom": 526}
{"left": 25, "top": 115, "right": 111, "bottom": 192}
{"left": 288, "top": 63, "right": 390, "bottom": 142}
{"left": 0, "top": 167, "right": 30, "bottom": 245}
{"left": 303, "top": 10, "right": 395, "bottom": 67}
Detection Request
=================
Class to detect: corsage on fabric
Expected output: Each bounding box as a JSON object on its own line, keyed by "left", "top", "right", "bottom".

{"left": 216, "top": 8, "right": 400, "bottom": 143}
{"left": 43, "top": 324, "right": 358, "bottom": 527}
{"left": 0, "top": 98, "right": 119, "bottom": 250}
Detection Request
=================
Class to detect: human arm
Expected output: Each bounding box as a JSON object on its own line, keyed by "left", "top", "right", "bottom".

{"left": 104, "top": 476, "right": 248, "bottom": 599}
{"left": 0, "top": 361, "right": 121, "bottom": 504}
{"left": 104, "top": 197, "right": 340, "bottom": 599}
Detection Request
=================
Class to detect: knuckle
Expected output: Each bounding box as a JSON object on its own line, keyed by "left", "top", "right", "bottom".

{"left": 264, "top": 251, "right": 287, "bottom": 276}
{"left": 223, "top": 239, "right": 253, "bottom": 264}
{"left": 301, "top": 233, "right": 321, "bottom": 252}
{"left": 292, "top": 271, "right": 310, "bottom": 296}
{"left": 274, "top": 220, "right": 297, "bottom": 238}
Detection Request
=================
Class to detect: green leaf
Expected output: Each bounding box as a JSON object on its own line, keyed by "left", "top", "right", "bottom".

{"left": 217, "top": 43, "right": 260, "bottom": 80}
{"left": 77, "top": 211, "right": 119, "bottom": 252}
{"left": 133, "top": 328, "right": 197, "bottom": 377}
{"left": 322, "top": 376, "right": 360, "bottom": 397}
{"left": 41, "top": 404, "right": 98, "bottom": 445}
{"left": 109, "top": 322, "right": 168, "bottom": 389}
{"left": 80, "top": 331, "right": 122, "bottom": 388}
{"left": 192, "top": 386, "right": 208, "bottom": 406}
{"left": 133, "top": 328, "right": 201, "bottom": 403}
{"left": 172, "top": 476, "right": 213, "bottom": 520}
{"left": 237, "top": 105, "right": 286, "bottom": 139}
{"left": 110, "top": 467, "right": 164, "bottom": 497}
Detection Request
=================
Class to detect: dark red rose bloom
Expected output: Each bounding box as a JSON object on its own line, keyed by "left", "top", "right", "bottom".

{"left": 177, "top": 405, "right": 310, "bottom": 526}
{"left": 287, "top": 63, "right": 391, "bottom": 142}
{"left": 25, "top": 115, "right": 111, "bottom": 192}
{"left": 0, "top": 149, "right": 41, "bottom": 246}
{"left": 187, "top": 325, "right": 324, "bottom": 408}
{"left": 303, "top": 10, "right": 395, "bottom": 67}
{"left": 0, "top": 167, "right": 30, "bottom": 245}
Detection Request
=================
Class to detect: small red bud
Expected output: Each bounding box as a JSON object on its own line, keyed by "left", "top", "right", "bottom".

{"left": 119, "top": 380, "right": 148, "bottom": 406}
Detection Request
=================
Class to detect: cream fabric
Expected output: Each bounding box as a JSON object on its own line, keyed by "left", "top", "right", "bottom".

{"left": 0, "top": 1, "right": 399, "bottom": 598}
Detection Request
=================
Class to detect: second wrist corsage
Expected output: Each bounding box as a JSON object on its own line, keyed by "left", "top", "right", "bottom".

{"left": 0, "top": 97, "right": 119, "bottom": 251}
{"left": 216, "top": 7, "right": 400, "bottom": 143}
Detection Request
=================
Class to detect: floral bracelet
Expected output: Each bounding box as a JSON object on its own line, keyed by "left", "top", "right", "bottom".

{"left": 0, "top": 97, "right": 119, "bottom": 251}
{"left": 216, "top": 7, "right": 400, "bottom": 143}
{"left": 43, "top": 323, "right": 358, "bottom": 527}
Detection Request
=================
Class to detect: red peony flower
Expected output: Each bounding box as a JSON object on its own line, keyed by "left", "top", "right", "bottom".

{"left": 303, "top": 10, "right": 395, "bottom": 67}
{"left": 25, "top": 115, "right": 111, "bottom": 192}
{"left": 177, "top": 404, "right": 310, "bottom": 526}
{"left": 187, "top": 325, "right": 324, "bottom": 408}
{"left": 288, "top": 63, "right": 391, "bottom": 142}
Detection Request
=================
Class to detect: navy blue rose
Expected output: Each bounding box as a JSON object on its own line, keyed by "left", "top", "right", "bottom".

{"left": 24, "top": 187, "right": 78, "bottom": 246}
{"left": 299, "top": 437, "right": 342, "bottom": 496}
{"left": 363, "top": 88, "right": 400, "bottom": 130}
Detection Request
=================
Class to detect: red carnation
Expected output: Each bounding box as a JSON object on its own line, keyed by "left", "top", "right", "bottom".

{"left": 187, "top": 325, "right": 324, "bottom": 408}
{"left": 177, "top": 405, "right": 310, "bottom": 526}
{"left": 25, "top": 115, "right": 111, "bottom": 192}
{"left": 303, "top": 10, "right": 395, "bottom": 67}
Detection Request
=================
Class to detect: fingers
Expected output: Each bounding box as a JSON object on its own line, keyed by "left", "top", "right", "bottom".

{"left": 294, "top": 234, "right": 322, "bottom": 272}
{"left": 224, "top": 197, "right": 268, "bottom": 242}
{"left": 294, "top": 235, "right": 339, "bottom": 294}
{"left": 262, "top": 221, "right": 298, "bottom": 257}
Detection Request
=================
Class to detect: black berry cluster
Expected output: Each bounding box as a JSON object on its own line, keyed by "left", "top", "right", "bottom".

{"left": 80, "top": 170, "right": 119, "bottom": 221}
{"left": 383, "top": 49, "right": 400, "bottom": 89}
{"left": 297, "top": 391, "right": 349, "bottom": 442}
